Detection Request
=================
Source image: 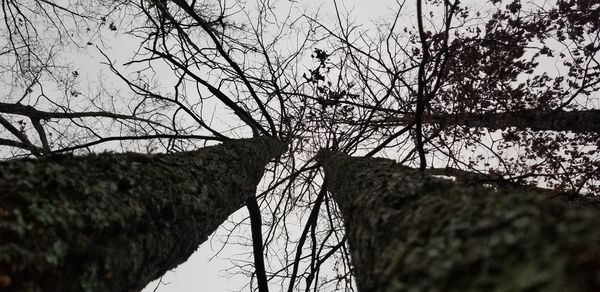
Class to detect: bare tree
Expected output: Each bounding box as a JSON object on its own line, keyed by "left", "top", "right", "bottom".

{"left": 1, "top": 0, "right": 599, "bottom": 291}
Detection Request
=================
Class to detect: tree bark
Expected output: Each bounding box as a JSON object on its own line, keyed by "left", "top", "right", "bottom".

{"left": 318, "top": 151, "right": 600, "bottom": 292}
{"left": 432, "top": 109, "right": 600, "bottom": 133}
{"left": 377, "top": 110, "right": 600, "bottom": 133}
{"left": 0, "top": 137, "right": 285, "bottom": 292}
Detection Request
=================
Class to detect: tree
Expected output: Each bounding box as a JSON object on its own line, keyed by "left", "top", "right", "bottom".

{"left": 362, "top": 109, "right": 600, "bottom": 134}
{"left": 319, "top": 150, "right": 600, "bottom": 291}
{"left": 0, "top": 137, "right": 285, "bottom": 291}
{"left": 1, "top": 0, "right": 599, "bottom": 291}
{"left": 1, "top": 0, "right": 317, "bottom": 290}
{"left": 305, "top": 0, "right": 600, "bottom": 194}
{"left": 274, "top": 0, "right": 600, "bottom": 289}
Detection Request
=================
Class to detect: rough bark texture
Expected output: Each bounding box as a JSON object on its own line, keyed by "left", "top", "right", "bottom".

{"left": 318, "top": 151, "right": 600, "bottom": 292}
{"left": 0, "top": 137, "right": 285, "bottom": 292}
{"left": 431, "top": 109, "right": 600, "bottom": 133}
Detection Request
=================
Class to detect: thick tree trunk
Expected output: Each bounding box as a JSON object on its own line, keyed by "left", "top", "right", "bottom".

{"left": 0, "top": 137, "right": 285, "bottom": 292}
{"left": 318, "top": 151, "right": 600, "bottom": 292}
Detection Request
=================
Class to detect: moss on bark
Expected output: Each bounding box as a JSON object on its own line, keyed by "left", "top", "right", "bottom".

{"left": 0, "top": 137, "right": 285, "bottom": 292}
{"left": 319, "top": 151, "right": 600, "bottom": 292}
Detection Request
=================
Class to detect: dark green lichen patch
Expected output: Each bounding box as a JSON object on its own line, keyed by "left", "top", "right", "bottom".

{"left": 319, "top": 152, "right": 600, "bottom": 292}
{"left": 0, "top": 137, "right": 285, "bottom": 292}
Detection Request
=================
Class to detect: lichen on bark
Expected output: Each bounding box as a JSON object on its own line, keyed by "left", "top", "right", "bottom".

{"left": 319, "top": 151, "right": 600, "bottom": 292}
{"left": 0, "top": 137, "right": 285, "bottom": 292}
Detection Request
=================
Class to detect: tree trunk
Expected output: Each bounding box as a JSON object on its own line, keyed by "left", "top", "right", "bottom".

{"left": 318, "top": 151, "right": 600, "bottom": 292}
{"left": 0, "top": 137, "right": 285, "bottom": 292}
{"left": 378, "top": 110, "right": 600, "bottom": 133}
{"left": 432, "top": 109, "right": 600, "bottom": 133}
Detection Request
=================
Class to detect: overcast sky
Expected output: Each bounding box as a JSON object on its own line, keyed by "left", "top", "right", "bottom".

{"left": 132, "top": 1, "right": 396, "bottom": 291}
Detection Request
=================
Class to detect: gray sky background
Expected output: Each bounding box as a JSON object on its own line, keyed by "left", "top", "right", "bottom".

{"left": 2, "top": 0, "right": 593, "bottom": 290}
{"left": 135, "top": 0, "right": 486, "bottom": 291}
{"left": 138, "top": 1, "right": 392, "bottom": 291}
{"left": 8, "top": 0, "right": 580, "bottom": 291}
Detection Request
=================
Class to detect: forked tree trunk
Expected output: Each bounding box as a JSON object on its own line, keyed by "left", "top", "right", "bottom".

{"left": 0, "top": 137, "right": 285, "bottom": 292}
{"left": 318, "top": 151, "right": 600, "bottom": 291}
